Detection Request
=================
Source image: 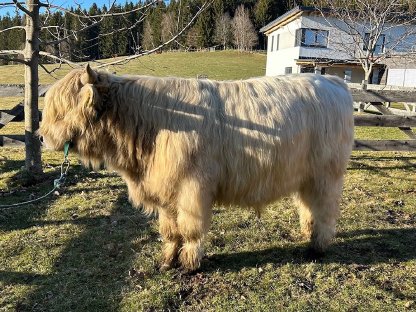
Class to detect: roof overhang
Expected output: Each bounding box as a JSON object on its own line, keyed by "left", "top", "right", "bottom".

{"left": 260, "top": 6, "right": 329, "bottom": 35}
{"left": 295, "top": 58, "right": 384, "bottom": 68}
{"left": 260, "top": 6, "right": 416, "bottom": 36}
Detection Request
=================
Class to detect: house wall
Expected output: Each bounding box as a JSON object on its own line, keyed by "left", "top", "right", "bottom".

{"left": 300, "top": 15, "right": 416, "bottom": 57}
{"left": 300, "top": 15, "right": 353, "bottom": 60}
{"left": 264, "top": 15, "right": 355, "bottom": 76}
{"left": 264, "top": 11, "right": 416, "bottom": 80}
{"left": 325, "top": 67, "right": 364, "bottom": 83}
{"left": 265, "top": 19, "right": 301, "bottom": 76}
{"left": 387, "top": 69, "right": 416, "bottom": 87}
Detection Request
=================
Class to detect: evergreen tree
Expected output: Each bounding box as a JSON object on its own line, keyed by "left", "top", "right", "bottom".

{"left": 0, "top": 0, "right": 294, "bottom": 62}
{"left": 113, "top": 5, "right": 129, "bottom": 56}
{"left": 254, "top": 0, "right": 271, "bottom": 50}
{"left": 99, "top": 5, "right": 114, "bottom": 58}
{"left": 195, "top": 8, "right": 213, "bottom": 48}
{"left": 85, "top": 3, "right": 101, "bottom": 60}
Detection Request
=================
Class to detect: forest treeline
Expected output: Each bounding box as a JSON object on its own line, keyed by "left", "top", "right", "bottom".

{"left": 0, "top": 0, "right": 301, "bottom": 62}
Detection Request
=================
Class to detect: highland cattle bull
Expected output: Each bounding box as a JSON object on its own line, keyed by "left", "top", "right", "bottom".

{"left": 39, "top": 65, "right": 354, "bottom": 271}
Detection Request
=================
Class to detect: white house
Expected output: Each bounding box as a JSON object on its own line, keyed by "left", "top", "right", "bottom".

{"left": 260, "top": 6, "right": 416, "bottom": 85}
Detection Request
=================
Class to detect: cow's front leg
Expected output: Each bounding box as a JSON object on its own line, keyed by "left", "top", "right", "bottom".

{"left": 176, "top": 178, "right": 213, "bottom": 271}
{"left": 159, "top": 208, "right": 181, "bottom": 271}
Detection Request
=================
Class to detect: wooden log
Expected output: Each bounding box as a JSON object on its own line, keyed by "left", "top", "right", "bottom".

{"left": 0, "top": 102, "right": 24, "bottom": 129}
{"left": 348, "top": 83, "right": 416, "bottom": 91}
{"left": 370, "top": 103, "right": 416, "bottom": 139}
{"left": 352, "top": 103, "right": 416, "bottom": 116}
{"left": 0, "top": 84, "right": 25, "bottom": 97}
{"left": 354, "top": 139, "right": 416, "bottom": 151}
{"left": 0, "top": 135, "right": 25, "bottom": 147}
{"left": 354, "top": 115, "right": 416, "bottom": 127}
{"left": 0, "top": 84, "right": 50, "bottom": 97}
{"left": 350, "top": 88, "right": 416, "bottom": 103}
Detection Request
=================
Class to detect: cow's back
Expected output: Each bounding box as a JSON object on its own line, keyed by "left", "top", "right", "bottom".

{"left": 211, "top": 74, "right": 353, "bottom": 208}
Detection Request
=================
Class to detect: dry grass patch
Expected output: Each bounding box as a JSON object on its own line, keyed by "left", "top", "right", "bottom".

{"left": 1, "top": 149, "right": 415, "bottom": 311}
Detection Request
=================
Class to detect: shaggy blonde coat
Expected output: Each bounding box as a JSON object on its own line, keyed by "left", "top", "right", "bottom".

{"left": 40, "top": 66, "right": 354, "bottom": 271}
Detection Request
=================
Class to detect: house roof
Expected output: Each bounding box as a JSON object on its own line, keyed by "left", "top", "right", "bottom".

{"left": 260, "top": 6, "right": 326, "bottom": 34}
{"left": 260, "top": 5, "right": 416, "bottom": 35}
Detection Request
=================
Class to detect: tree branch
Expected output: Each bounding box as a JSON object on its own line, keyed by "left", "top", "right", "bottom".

{"left": 96, "top": 0, "right": 213, "bottom": 68}
{"left": 0, "top": 26, "right": 25, "bottom": 33}
{"left": 12, "top": 0, "right": 31, "bottom": 16}
{"left": 0, "top": 49, "right": 24, "bottom": 55}
{"left": 312, "top": 0, "right": 416, "bottom": 81}
{"left": 44, "top": 0, "right": 157, "bottom": 20}
{"left": 38, "top": 51, "right": 77, "bottom": 67}
{"left": 39, "top": 62, "right": 62, "bottom": 78}
{"left": 0, "top": 54, "right": 28, "bottom": 65}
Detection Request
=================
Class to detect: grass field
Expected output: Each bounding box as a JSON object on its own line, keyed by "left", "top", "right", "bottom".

{"left": 0, "top": 50, "right": 267, "bottom": 84}
{"left": 1, "top": 51, "right": 415, "bottom": 311}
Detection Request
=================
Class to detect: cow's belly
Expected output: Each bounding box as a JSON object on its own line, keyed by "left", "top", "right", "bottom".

{"left": 215, "top": 141, "right": 310, "bottom": 208}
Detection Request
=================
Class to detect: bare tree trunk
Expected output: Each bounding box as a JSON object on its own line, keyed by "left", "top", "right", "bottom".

{"left": 24, "top": 0, "right": 42, "bottom": 175}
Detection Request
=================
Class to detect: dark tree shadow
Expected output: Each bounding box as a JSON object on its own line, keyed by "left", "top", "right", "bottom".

{"left": 348, "top": 155, "right": 416, "bottom": 182}
{"left": 0, "top": 165, "right": 119, "bottom": 232}
{"left": 201, "top": 228, "right": 416, "bottom": 273}
{"left": 0, "top": 194, "right": 156, "bottom": 311}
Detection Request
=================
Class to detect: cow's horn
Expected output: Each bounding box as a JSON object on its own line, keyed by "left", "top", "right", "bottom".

{"left": 81, "top": 63, "right": 97, "bottom": 85}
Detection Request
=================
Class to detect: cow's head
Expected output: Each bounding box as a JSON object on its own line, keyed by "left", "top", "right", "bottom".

{"left": 39, "top": 64, "right": 104, "bottom": 151}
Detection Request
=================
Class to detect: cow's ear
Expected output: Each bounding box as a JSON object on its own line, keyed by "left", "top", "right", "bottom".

{"left": 79, "top": 84, "right": 98, "bottom": 108}
{"left": 81, "top": 64, "right": 97, "bottom": 85}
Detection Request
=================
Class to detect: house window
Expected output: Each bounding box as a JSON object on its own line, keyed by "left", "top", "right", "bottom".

{"left": 300, "top": 66, "right": 314, "bottom": 73}
{"left": 271, "top": 35, "right": 274, "bottom": 52}
{"left": 295, "top": 28, "right": 328, "bottom": 48}
{"left": 344, "top": 69, "right": 352, "bottom": 82}
{"left": 285, "top": 67, "right": 292, "bottom": 74}
{"left": 363, "top": 33, "right": 385, "bottom": 54}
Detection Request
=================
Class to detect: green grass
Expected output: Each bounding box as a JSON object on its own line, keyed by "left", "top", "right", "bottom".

{"left": 0, "top": 51, "right": 266, "bottom": 84}
{"left": 1, "top": 51, "right": 416, "bottom": 311}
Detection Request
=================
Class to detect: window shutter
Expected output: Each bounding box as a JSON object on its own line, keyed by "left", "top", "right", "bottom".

{"left": 276, "top": 34, "right": 280, "bottom": 51}
{"left": 285, "top": 67, "right": 292, "bottom": 74}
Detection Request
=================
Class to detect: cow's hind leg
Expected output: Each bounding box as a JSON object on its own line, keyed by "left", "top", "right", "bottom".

{"left": 159, "top": 209, "right": 181, "bottom": 271}
{"left": 296, "top": 174, "right": 344, "bottom": 252}
{"left": 176, "top": 177, "right": 213, "bottom": 271}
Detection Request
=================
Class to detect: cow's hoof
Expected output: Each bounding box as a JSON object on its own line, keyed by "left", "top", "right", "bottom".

{"left": 179, "top": 244, "right": 202, "bottom": 272}
{"left": 305, "top": 246, "right": 325, "bottom": 260}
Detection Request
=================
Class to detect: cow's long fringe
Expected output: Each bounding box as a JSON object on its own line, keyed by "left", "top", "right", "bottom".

{"left": 40, "top": 68, "right": 354, "bottom": 270}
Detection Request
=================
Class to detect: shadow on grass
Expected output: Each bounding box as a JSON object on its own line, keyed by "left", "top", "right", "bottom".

{"left": 349, "top": 154, "right": 416, "bottom": 171}
{"left": 349, "top": 160, "right": 416, "bottom": 172}
{"left": 202, "top": 228, "right": 416, "bottom": 273}
{"left": 348, "top": 155, "right": 416, "bottom": 182}
{"left": 0, "top": 194, "right": 155, "bottom": 312}
{"left": 0, "top": 166, "right": 120, "bottom": 232}
{"left": 350, "top": 155, "right": 416, "bottom": 162}
{"left": 0, "top": 158, "right": 66, "bottom": 233}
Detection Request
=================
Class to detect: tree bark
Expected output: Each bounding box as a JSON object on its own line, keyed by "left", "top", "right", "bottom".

{"left": 24, "top": 0, "right": 42, "bottom": 175}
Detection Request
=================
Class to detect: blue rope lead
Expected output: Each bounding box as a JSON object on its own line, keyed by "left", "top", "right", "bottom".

{"left": 0, "top": 141, "right": 72, "bottom": 209}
